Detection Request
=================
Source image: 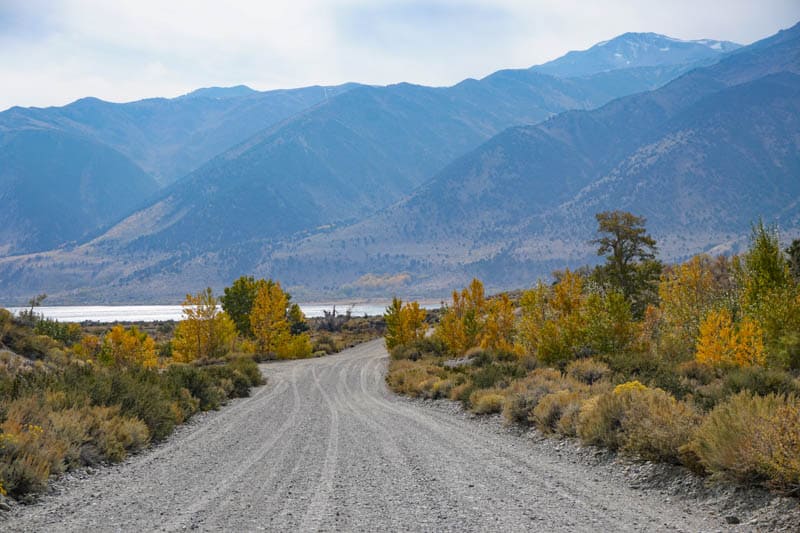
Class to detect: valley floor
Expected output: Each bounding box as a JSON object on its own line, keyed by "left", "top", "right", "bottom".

{"left": 4, "top": 340, "right": 797, "bottom": 532}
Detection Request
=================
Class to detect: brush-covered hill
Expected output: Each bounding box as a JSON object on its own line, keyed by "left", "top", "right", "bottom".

{"left": 0, "top": 84, "right": 356, "bottom": 255}
{"left": 267, "top": 23, "right": 800, "bottom": 297}
{"left": 0, "top": 129, "right": 159, "bottom": 255}
{"left": 70, "top": 34, "right": 737, "bottom": 259}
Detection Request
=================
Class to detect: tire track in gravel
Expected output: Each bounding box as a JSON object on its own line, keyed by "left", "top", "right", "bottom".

{"left": 164, "top": 365, "right": 305, "bottom": 530}
{"left": 5, "top": 339, "right": 739, "bottom": 532}
{"left": 297, "top": 364, "right": 340, "bottom": 531}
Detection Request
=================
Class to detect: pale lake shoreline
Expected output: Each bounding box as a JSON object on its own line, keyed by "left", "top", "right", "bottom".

{"left": 3, "top": 301, "right": 443, "bottom": 323}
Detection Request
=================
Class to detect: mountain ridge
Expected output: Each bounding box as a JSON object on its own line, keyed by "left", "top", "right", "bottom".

{"left": 0, "top": 27, "right": 775, "bottom": 303}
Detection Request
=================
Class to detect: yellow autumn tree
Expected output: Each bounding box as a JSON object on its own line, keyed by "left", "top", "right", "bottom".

{"left": 656, "top": 255, "right": 735, "bottom": 359}
{"left": 73, "top": 333, "right": 102, "bottom": 361}
{"left": 480, "top": 294, "right": 516, "bottom": 353}
{"left": 436, "top": 278, "right": 486, "bottom": 355}
{"left": 250, "top": 281, "right": 290, "bottom": 356}
{"left": 385, "top": 298, "right": 428, "bottom": 350}
{"left": 173, "top": 288, "right": 237, "bottom": 362}
{"left": 518, "top": 270, "right": 587, "bottom": 365}
{"left": 101, "top": 325, "right": 158, "bottom": 368}
{"left": 696, "top": 308, "right": 765, "bottom": 368}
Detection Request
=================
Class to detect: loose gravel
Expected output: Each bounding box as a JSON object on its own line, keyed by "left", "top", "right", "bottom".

{"left": 3, "top": 339, "right": 798, "bottom": 531}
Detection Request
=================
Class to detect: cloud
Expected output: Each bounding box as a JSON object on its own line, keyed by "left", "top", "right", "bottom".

{"left": 0, "top": 0, "right": 798, "bottom": 110}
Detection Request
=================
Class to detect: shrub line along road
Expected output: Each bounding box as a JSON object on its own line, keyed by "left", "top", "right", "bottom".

{"left": 7, "top": 339, "right": 728, "bottom": 531}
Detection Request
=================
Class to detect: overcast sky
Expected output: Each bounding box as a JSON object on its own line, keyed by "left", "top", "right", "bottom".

{"left": 1, "top": 0, "right": 798, "bottom": 111}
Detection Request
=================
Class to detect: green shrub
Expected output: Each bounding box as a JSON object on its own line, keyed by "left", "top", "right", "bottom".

{"left": 723, "top": 367, "right": 800, "bottom": 398}
{"left": 313, "top": 333, "right": 341, "bottom": 355}
{"left": 164, "top": 364, "right": 223, "bottom": 411}
{"left": 227, "top": 356, "right": 264, "bottom": 387}
{"left": 390, "top": 337, "right": 447, "bottom": 361}
{"left": 0, "top": 428, "right": 54, "bottom": 498}
{"left": 449, "top": 381, "right": 476, "bottom": 404}
{"left": 203, "top": 366, "right": 250, "bottom": 399}
{"left": 470, "top": 362, "right": 526, "bottom": 389}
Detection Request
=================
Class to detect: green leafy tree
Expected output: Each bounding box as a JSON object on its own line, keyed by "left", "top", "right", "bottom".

{"left": 288, "top": 303, "right": 309, "bottom": 335}
{"left": 591, "top": 210, "right": 661, "bottom": 317}
{"left": 740, "top": 222, "right": 799, "bottom": 368}
{"left": 742, "top": 220, "right": 790, "bottom": 306}
{"left": 221, "top": 276, "right": 295, "bottom": 337}
{"left": 220, "top": 276, "right": 262, "bottom": 337}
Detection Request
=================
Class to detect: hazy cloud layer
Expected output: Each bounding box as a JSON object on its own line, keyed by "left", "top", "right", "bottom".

{"left": 1, "top": 0, "right": 799, "bottom": 110}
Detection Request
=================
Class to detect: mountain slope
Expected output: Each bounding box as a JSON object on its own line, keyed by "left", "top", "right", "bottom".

{"left": 0, "top": 84, "right": 356, "bottom": 256}
{"left": 267, "top": 23, "right": 800, "bottom": 296}
{"left": 534, "top": 32, "right": 740, "bottom": 77}
{"left": 90, "top": 61, "right": 717, "bottom": 257}
{"left": 0, "top": 129, "right": 159, "bottom": 255}
{"left": 0, "top": 84, "right": 356, "bottom": 186}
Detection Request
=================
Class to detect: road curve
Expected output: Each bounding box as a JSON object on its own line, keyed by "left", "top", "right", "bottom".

{"left": 7, "top": 339, "right": 725, "bottom": 532}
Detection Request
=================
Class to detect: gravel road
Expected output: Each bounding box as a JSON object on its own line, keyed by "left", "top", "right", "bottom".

{"left": 4, "top": 339, "right": 794, "bottom": 531}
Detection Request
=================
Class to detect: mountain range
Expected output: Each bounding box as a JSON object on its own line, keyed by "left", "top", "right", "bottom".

{"left": 1, "top": 27, "right": 797, "bottom": 303}
{"left": 267, "top": 23, "right": 800, "bottom": 296}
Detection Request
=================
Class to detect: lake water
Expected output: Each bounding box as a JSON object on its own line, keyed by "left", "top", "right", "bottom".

{"left": 5, "top": 302, "right": 442, "bottom": 323}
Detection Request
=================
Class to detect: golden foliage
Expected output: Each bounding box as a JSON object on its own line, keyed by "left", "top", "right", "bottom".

{"left": 437, "top": 278, "right": 487, "bottom": 355}
{"left": 696, "top": 308, "right": 765, "bottom": 368}
{"left": 518, "top": 270, "right": 634, "bottom": 364}
{"left": 276, "top": 333, "right": 313, "bottom": 360}
{"left": 480, "top": 294, "right": 516, "bottom": 353}
{"left": 655, "top": 255, "right": 736, "bottom": 358}
{"left": 102, "top": 325, "right": 158, "bottom": 368}
{"left": 173, "top": 288, "right": 237, "bottom": 362}
{"left": 250, "top": 282, "right": 290, "bottom": 355}
{"left": 384, "top": 297, "right": 427, "bottom": 350}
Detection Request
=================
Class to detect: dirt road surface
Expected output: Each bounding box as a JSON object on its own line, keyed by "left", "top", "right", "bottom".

{"left": 4, "top": 340, "right": 774, "bottom": 531}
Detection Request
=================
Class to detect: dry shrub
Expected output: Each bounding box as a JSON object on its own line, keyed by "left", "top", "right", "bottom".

{"left": 470, "top": 389, "right": 506, "bottom": 414}
{"left": 688, "top": 392, "right": 800, "bottom": 492}
{"left": 385, "top": 360, "right": 448, "bottom": 399}
{"left": 578, "top": 382, "right": 699, "bottom": 463}
{"left": 566, "top": 358, "right": 610, "bottom": 385}
{"left": 88, "top": 407, "right": 150, "bottom": 462}
{"left": 449, "top": 381, "right": 474, "bottom": 403}
{"left": 556, "top": 399, "right": 585, "bottom": 437}
{"left": 0, "top": 396, "right": 150, "bottom": 498}
{"left": 430, "top": 378, "right": 455, "bottom": 399}
{"left": 530, "top": 390, "right": 589, "bottom": 435}
{"left": 621, "top": 389, "right": 700, "bottom": 464}
{"left": 501, "top": 368, "right": 565, "bottom": 425}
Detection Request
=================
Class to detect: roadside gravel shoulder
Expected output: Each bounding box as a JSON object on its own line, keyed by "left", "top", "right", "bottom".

{"left": 401, "top": 395, "right": 800, "bottom": 532}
